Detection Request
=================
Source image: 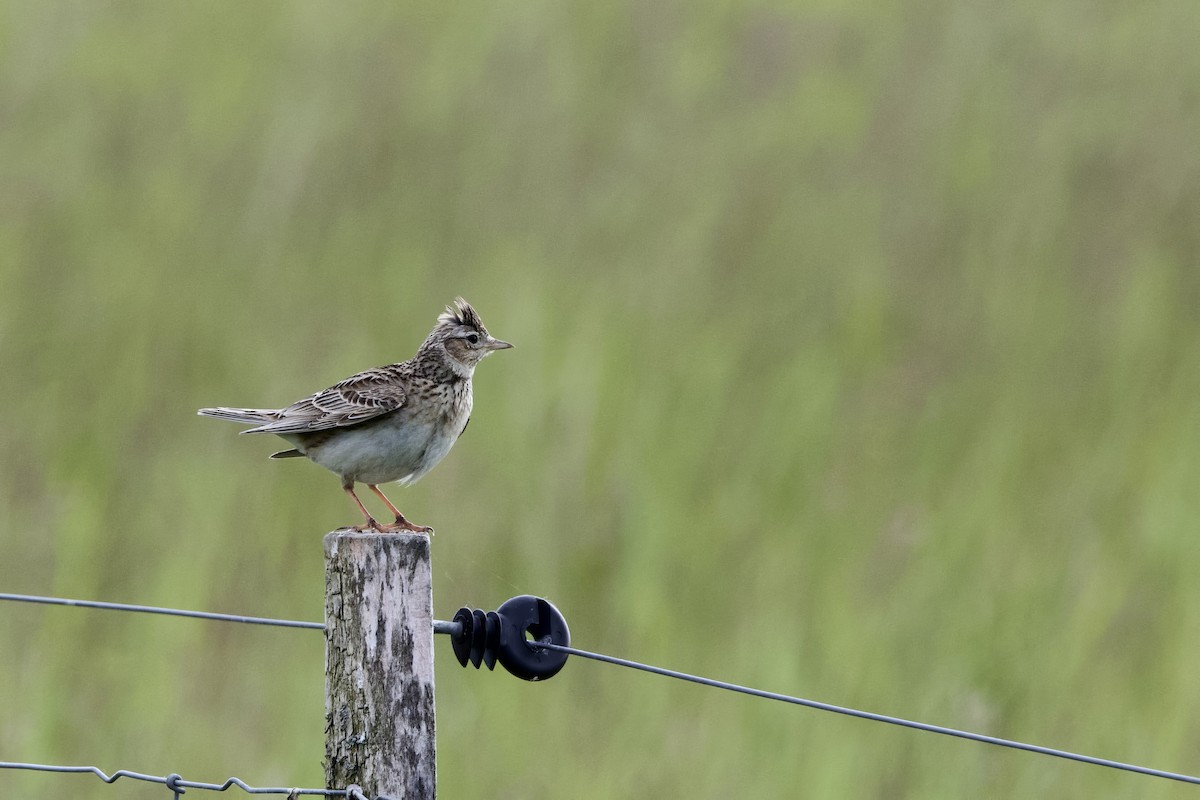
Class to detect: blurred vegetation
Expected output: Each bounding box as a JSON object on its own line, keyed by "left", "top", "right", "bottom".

{"left": 2, "top": 1, "right": 1199, "bottom": 797}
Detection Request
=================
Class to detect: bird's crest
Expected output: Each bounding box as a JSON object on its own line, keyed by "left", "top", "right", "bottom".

{"left": 438, "top": 297, "right": 485, "bottom": 331}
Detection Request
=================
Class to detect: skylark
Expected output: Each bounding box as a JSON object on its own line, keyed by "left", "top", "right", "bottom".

{"left": 198, "top": 297, "right": 511, "bottom": 533}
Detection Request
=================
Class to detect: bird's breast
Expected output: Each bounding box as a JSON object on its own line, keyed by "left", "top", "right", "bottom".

{"left": 300, "top": 381, "right": 472, "bottom": 486}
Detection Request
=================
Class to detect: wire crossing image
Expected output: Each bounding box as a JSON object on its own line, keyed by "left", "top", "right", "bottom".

{"left": 0, "top": 760, "right": 377, "bottom": 798}
{"left": 0, "top": 592, "right": 325, "bottom": 630}
{"left": 2, "top": 592, "right": 1198, "bottom": 791}
{"left": 525, "top": 640, "right": 1200, "bottom": 787}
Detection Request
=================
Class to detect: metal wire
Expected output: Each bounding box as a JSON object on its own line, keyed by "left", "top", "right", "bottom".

{"left": 526, "top": 640, "right": 1200, "bottom": 787}
{"left": 0, "top": 594, "right": 431, "bottom": 799}
{"left": 6, "top": 591, "right": 1197, "bottom": 787}
{"left": 0, "top": 761, "right": 348, "bottom": 796}
{"left": 0, "top": 592, "right": 463, "bottom": 636}
{"left": 0, "top": 592, "right": 324, "bottom": 630}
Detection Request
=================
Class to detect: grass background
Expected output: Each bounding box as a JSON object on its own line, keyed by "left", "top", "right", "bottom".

{"left": 2, "top": 2, "right": 1199, "bottom": 797}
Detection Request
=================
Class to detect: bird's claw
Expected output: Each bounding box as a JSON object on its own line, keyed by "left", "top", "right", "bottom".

{"left": 342, "top": 517, "right": 385, "bottom": 533}
{"left": 378, "top": 520, "right": 434, "bottom": 535}
{"left": 342, "top": 518, "right": 433, "bottom": 535}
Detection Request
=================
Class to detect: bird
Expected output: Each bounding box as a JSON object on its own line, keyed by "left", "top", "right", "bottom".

{"left": 198, "top": 297, "right": 512, "bottom": 534}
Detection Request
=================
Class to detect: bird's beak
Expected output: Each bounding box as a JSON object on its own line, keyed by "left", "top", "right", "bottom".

{"left": 487, "top": 338, "right": 514, "bottom": 351}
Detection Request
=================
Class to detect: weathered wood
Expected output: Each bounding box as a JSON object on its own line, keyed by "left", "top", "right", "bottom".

{"left": 325, "top": 532, "right": 436, "bottom": 799}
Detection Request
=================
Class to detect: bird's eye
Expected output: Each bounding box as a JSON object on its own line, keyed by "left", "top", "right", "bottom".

{"left": 466, "top": 333, "right": 480, "bottom": 344}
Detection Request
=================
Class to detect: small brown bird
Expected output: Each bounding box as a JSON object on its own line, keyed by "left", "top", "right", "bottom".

{"left": 198, "top": 298, "right": 511, "bottom": 533}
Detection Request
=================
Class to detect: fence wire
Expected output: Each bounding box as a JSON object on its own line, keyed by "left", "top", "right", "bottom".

{"left": 0, "top": 592, "right": 324, "bottom": 630}
{"left": 4, "top": 591, "right": 1200, "bottom": 790}
{"left": 0, "top": 760, "right": 376, "bottom": 798}
{"left": 0, "top": 592, "right": 461, "bottom": 636}
{"left": 526, "top": 640, "right": 1200, "bottom": 787}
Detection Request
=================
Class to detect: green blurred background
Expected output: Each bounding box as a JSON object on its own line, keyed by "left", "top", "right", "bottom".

{"left": 2, "top": 2, "right": 1199, "bottom": 797}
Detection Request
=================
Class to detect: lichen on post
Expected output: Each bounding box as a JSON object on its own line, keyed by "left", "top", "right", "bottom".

{"left": 324, "top": 531, "right": 436, "bottom": 799}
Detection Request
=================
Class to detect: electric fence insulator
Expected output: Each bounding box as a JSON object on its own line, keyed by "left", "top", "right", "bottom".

{"left": 448, "top": 595, "right": 570, "bottom": 681}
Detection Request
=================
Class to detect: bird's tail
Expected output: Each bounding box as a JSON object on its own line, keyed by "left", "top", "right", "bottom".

{"left": 197, "top": 406, "right": 281, "bottom": 426}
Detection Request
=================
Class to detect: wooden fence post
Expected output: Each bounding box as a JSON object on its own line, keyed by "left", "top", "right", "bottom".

{"left": 324, "top": 531, "right": 436, "bottom": 799}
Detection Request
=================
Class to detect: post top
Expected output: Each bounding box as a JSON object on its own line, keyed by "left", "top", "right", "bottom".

{"left": 323, "top": 529, "right": 432, "bottom": 540}
{"left": 323, "top": 529, "right": 432, "bottom": 556}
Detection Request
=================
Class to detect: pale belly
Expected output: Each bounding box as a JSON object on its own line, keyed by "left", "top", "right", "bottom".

{"left": 290, "top": 401, "right": 470, "bottom": 486}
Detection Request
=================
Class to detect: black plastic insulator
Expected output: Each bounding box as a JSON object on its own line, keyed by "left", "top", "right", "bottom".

{"left": 448, "top": 595, "right": 570, "bottom": 681}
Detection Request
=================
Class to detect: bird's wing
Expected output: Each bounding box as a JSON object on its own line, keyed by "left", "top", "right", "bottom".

{"left": 242, "top": 365, "right": 409, "bottom": 435}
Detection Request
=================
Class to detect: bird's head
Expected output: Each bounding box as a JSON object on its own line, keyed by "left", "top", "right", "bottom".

{"left": 423, "top": 297, "right": 513, "bottom": 374}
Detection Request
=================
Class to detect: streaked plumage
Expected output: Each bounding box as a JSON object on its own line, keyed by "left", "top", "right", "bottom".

{"left": 198, "top": 297, "right": 511, "bottom": 533}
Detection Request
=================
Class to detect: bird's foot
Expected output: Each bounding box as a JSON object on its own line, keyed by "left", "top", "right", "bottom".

{"left": 345, "top": 517, "right": 386, "bottom": 533}
{"left": 339, "top": 515, "right": 432, "bottom": 535}
{"left": 378, "top": 517, "right": 435, "bottom": 535}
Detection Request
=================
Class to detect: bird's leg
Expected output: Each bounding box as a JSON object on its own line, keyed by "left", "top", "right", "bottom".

{"left": 368, "top": 484, "right": 434, "bottom": 535}
{"left": 367, "top": 483, "right": 404, "bottom": 518}
{"left": 343, "top": 483, "right": 383, "bottom": 532}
